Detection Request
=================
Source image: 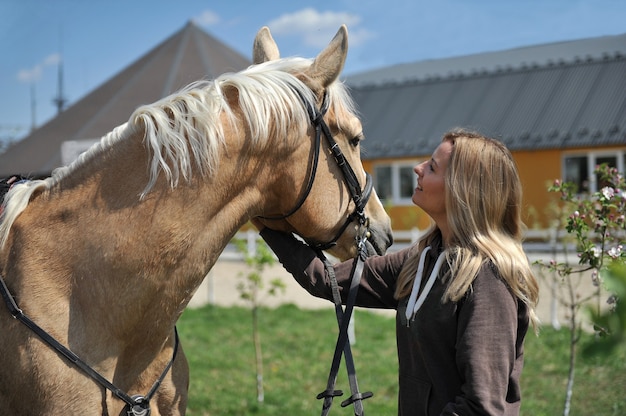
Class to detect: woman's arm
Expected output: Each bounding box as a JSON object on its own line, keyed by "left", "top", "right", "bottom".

{"left": 259, "top": 227, "right": 409, "bottom": 309}
{"left": 442, "top": 264, "right": 524, "bottom": 415}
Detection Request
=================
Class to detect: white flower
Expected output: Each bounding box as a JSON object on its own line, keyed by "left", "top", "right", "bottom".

{"left": 590, "top": 246, "right": 601, "bottom": 258}
{"left": 607, "top": 245, "right": 623, "bottom": 259}
{"left": 601, "top": 186, "right": 615, "bottom": 200}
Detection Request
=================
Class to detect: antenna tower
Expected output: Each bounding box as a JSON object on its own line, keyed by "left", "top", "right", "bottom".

{"left": 52, "top": 26, "right": 67, "bottom": 114}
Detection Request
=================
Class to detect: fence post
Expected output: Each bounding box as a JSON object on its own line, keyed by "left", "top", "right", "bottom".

{"left": 410, "top": 227, "right": 421, "bottom": 243}
{"left": 247, "top": 229, "right": 257, "bottom": 257}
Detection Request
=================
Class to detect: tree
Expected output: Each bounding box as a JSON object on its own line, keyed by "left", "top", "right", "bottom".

{"left": 536, "top": 164, "right": 625, "bottom": 416}
{"left": 234, "top": 234, "right": 286, "bottom": 403}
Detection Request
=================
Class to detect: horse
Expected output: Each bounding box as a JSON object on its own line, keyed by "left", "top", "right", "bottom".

{"left": 0, "top": 25, "right": 392, "bottom": 415}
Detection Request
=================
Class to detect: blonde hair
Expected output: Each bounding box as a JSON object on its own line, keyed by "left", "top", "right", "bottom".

{"left": 396, "top": 129, "right": 539, "bottom": 329}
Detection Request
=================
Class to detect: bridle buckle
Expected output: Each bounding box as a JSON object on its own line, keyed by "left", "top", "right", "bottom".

{"left": 127, "top": 395, "right": 150, "bottom": 416}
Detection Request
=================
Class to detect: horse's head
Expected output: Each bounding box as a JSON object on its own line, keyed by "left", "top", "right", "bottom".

{"left": 252, "top": 25, "right": 393, "bottom": 260}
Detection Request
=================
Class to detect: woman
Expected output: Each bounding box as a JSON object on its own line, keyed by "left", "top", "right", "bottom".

{"left": 255, "top": 129, "right": 539, "bottom": 415}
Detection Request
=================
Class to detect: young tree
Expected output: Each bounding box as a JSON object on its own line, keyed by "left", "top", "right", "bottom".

{"left": 537, "top": 164, "right": 625, "bottom": 416}
{"left": 234, "top": 234, "right": 285, "bottom": 403}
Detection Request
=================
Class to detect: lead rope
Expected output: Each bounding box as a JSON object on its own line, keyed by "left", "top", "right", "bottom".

{"left": 255, "top": 87, "right": 374, "bottom": 414}
{"left": 0, "top": 273, "right": 178, "bottom": 416}
{"left": 315, "top": 225, "right": 373, "bottom": 416}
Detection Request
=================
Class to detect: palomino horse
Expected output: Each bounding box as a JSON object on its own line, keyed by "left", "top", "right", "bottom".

{"left": 0, "top": 25, "right": 392, "bottom": 415}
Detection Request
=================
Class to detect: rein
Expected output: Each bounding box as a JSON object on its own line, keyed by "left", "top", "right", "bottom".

{"left": 0, "top": 273, "right": 178, "bottom": 416}
{"left": 261, "top": 89, "right": 374, "bottom": 415}
{"left": 315, "top": 229, "right": 373, "bottom": 416}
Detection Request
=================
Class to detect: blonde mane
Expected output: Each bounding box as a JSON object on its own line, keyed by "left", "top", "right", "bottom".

{"left": 0, "top": 57, "right": 357, "bottom": 249}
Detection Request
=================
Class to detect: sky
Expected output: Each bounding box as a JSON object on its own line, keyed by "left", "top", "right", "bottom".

{"left": 1, "top": 0, "right": 625, "bottom": 144}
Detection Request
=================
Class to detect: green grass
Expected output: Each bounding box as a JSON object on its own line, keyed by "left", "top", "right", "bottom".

{"left": 178, "top": 304, "right": 626, "bottom": 415}
{"left": 522, "top": 327, "right": 626, "bottom": 416}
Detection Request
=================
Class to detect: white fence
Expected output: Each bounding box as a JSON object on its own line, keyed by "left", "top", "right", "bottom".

{"left": 223, "top": 228, "right": 573, "bottom": 260}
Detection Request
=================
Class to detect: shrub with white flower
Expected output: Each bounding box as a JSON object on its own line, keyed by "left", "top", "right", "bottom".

{"left": 541, "top": 163, "right": 626, "bottom": 415}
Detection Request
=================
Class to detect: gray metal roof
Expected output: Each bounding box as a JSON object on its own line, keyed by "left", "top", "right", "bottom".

{"left": 347, "top": 33, "right": 626, "bottom": 159}
{"left": 347, "top": 33, "right": 626, "bottom": 86}
{"left": 0, "top": 22, "right": 251, "bottom": 178}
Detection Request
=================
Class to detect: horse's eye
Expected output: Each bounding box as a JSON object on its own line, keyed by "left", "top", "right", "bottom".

{"left": 350, "top": 134, "right": 363, "bottom": 147}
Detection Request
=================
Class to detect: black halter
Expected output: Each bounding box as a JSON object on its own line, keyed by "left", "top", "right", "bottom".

{"left": 258, "top": 90, "right": 373, "bottom": 250}
{"left": 260, "top": 88, "right": 374, "bottom": 415}
{"left": 0, "top": 274, "right": 178, "bottom": 416}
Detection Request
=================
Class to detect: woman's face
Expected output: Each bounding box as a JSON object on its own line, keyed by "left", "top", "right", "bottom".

{"left": 412, "top": 140, "right": 453, "bottom": 225}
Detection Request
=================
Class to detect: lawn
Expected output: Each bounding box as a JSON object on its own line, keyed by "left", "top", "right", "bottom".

{"left": 178, "top": 304, "right": 625, "bottom": 415}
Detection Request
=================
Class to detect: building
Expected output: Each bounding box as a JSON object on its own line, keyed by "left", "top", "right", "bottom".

{"left": 346, "top": 33, "right": 626, "bottom": 229}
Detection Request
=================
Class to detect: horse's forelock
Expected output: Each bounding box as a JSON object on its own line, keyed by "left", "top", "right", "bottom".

{"left": 233, "top": 57, "right": 358, "bottom": 144}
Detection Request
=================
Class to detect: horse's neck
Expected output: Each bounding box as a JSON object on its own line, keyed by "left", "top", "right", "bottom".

{"left": 6, "top": 128, "right": 264, "bottom": 343}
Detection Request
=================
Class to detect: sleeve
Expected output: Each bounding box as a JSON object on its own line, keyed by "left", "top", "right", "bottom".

{"left": 260, "top": 227, "right": 410, "bottom": 309}
{"left": 441, "top": 265, "right": 520, "bottom": 415}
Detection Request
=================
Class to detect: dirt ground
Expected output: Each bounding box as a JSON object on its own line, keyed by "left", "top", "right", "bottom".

{"left": 188, "top": 251, "right": 599, "bottom": 328}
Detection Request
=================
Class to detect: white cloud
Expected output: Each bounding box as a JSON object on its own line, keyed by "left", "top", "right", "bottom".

{"left": 17, "top": 66, "right": 42, "bottom": 83}
{"left": 44, "top": 53, "right": 61, "bottom": 66}
{"left": 193, "top": 10, "right": 220, "bottom": 26}
{"left": 17, "top": 53, "right": 62, "bottom": 83}
{"left": 268, "top": 8, "right": 364, "bottom": 48}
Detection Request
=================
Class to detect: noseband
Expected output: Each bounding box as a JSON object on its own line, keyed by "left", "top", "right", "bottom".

{"left": 258, "top": 90, "right": 373, "bottom": 250}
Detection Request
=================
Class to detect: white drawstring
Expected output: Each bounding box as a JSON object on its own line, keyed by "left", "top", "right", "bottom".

{"left": 405, "top": 247, "right": 447, "bottom": 323}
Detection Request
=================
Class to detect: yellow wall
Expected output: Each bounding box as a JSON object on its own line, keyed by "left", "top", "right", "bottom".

{"left": 513, "top": 149, "right": 562, "bottom": 228}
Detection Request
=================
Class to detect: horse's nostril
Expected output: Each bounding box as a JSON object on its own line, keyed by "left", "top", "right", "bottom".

{"left": 366, "top": 228, "right": 393, "bottom": 256}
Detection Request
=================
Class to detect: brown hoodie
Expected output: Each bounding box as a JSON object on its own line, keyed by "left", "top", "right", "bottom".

{"left": 260, "top": 228, "right": 529, "bottom": 415}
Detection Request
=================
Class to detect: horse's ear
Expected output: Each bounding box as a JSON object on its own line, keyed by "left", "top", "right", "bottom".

{"left": 253, "top": 26, "right": 280, "bottom": 64}
{"left": 307, "top": 25, "right": 348, "bottom": 88}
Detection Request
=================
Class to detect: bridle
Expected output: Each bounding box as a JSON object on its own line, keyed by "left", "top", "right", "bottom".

{"left": 261, "top": 88, "right": 374, "bottom": 415}
{"left": 258, "top": 89, "right": 373, "bottom": 251}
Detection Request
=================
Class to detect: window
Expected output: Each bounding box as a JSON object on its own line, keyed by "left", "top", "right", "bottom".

{"left": 563, "top": 150, "right": 625, "bottom": 193}
{"left": 374, "top": 165, "right": 392, "bottom": 201}
{"left": 564, "top": 156, "right": 589, "bottom": 193}
{"left": 374, "top": 162, "right": 419, "bottom": 205}
{"left": 398, "top": 166, "right": 415, "bottom": 200}
{"left": 596, "top": 155, "right": 618, "bottom": 189}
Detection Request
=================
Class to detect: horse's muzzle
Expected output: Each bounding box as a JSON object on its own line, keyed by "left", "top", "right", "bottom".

{"left": 366, "top": 227, "right": 393, "bottom": 256}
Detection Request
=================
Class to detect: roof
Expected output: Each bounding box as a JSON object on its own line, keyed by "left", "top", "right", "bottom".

{"left": 347, "top": 33, "right": 626, "bottom": 86}
{"left": 0, "top": 22, "right": 251, "bottom": 177}
{"left": 346, "top": 33, "right": 626, "bottom": 159}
